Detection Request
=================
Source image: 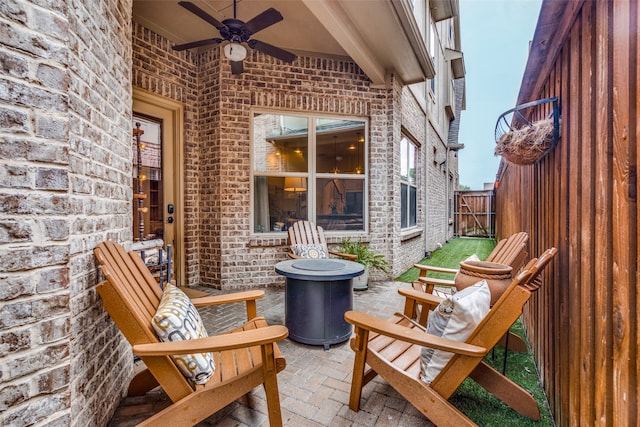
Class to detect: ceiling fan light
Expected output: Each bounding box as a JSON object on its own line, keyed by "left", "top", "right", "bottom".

{"left": 224, "top": 42, "right": 247, "bottom": 61}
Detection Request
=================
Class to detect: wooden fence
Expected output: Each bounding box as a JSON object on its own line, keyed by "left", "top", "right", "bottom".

{"left": 453, "top": 190, "right": 495, "bottom": 238}
{"left": 494, "top": 1, "right": 638, "bottom": 425}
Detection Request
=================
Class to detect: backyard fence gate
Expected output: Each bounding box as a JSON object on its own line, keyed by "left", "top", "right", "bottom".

{"left": 454, "top": 190, "right": 495, "bottom": 238}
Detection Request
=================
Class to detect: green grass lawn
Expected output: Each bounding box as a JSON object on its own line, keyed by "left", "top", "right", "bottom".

{"left": 395, "top": 237, "right": 554, "bottom": 426}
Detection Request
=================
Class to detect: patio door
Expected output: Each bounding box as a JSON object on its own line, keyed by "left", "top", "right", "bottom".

{"left": 132, "top": 88, "right": 185, "bottom": 285}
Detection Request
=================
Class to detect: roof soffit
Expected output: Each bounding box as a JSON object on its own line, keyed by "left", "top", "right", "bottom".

{"left": 301, "top": 0, "right": 434, "bottom": 85}
{"left": 430, "top": 0, "right": 459, "bottom": 22}
{"left": 133, "top": 0, "right": 433, "bottom": 86}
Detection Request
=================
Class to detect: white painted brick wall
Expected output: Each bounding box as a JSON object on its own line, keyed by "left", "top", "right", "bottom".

{"left": 1, "top": 0, "right": 132, "bottom": 425}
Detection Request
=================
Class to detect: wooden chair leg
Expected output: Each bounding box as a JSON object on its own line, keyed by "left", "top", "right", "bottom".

{"left": 403, "top": 293, "right": 418, "bottom": 319}
{"left": 469, "top": 362, "right": 540, "bottom": 420}
{"left": 127, "top": 368, "right": 160, "bottom": 396}
{"left": 348, "top": 327, "right": 368, "bottom": 411}
{"left": 246, "top": 299, "right": 257, "bottom": 320}
{"left": 371, "top": 354, "right": 476, "bottom": 427}
{"left": 497, "top": 331, "right": 528, "bottom": 352}
{"left": 261, "top": 344, "right": 283, "bottom": 427}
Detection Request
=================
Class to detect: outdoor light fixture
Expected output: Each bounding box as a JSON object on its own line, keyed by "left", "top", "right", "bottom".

{"left": 223, "top": 42, "right": 247, "bottom": 61}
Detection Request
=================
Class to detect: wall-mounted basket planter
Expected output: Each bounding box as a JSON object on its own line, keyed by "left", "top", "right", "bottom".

{"left": 494, "top": 97, "right": 560, "bottom": 165}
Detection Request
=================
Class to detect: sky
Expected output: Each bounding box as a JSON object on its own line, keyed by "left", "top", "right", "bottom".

{"left": 457, "top": 0, "right": 543, "bottom": 189}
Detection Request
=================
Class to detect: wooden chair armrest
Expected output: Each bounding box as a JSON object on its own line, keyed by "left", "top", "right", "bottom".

{"left": 399, "top": 287, "right": 444, "bottom": 319}
{"left": 418, "top": 277, "right": 456, "bottom": 287}
{"left": 190, "top": 290, "right": 265, "bottom": 307}
{"left": 133, "top": 325, "right": 289, "bottom": 356}
{"left": 288, "top": 252, "right": 302, "bottom": 259}
{"left": 413, "top": 264, "right": 459, "bottom": 275}
{"left": 398, "top": 287, "right": 445, "bottom": 306}
{"left": 344, "top": 311, "right": 486, "bottom": 357}
{"left": 329, "top": 250, "right": 358, "bottom": 261}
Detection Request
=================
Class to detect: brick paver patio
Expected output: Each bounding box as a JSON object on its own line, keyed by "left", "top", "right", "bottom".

{"left": 108, "top": 280, "right": 436, "bottom": 426}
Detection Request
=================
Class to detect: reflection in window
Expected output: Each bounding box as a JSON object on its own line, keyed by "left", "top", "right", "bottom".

{"left": 252, "top": 113, "right": 366, "bottom": 233}
{"left": 401, "top": 135, "right": 417, "bottom": 229}
{"left": 254, "top": 176, "right": 307, "bottom": 233}
{"left": 316, "top": 178, "right": 364, "bottom": 231}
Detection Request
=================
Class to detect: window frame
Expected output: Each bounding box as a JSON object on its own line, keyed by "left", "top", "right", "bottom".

{"left": 250, "top": 110, "right": 369, "bottom": 236}
{"left": 400, "top": 134, "right": 418, "bottom": 230}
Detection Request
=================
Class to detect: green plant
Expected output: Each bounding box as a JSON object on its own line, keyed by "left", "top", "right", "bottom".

{"left": 338, "top": 238, "right": 389, "bottom": 273}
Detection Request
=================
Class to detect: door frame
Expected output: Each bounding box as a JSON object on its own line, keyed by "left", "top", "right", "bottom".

{"left": 132, "top": 87, "right": 185, "bottom": 285}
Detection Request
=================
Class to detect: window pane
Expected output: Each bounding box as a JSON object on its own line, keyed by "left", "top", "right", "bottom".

{"left": 316, "top": 178, "right": 364, "bottom": 231}
{"left": 132, "top": 116, "right": 163, "bottom": 241}
{"left": 253, "top": 113, "right": 308, "bottom": 173}
{"left": 400, "top": 137, "right": 409, "bottom": 181}
{"left": 401, "top": 183, "right": 408, "bottom": 228}
{"left": 254, "top": 176, "right": 307, "bottom": 233}
{"left": 408, "top": 143, "right": 416, "bottom": 185}
{"left": 409, "top": 186, "right": 417, "bottom": 226}
{"left": 316, "top": 119, "right": 365, "bottom": 174}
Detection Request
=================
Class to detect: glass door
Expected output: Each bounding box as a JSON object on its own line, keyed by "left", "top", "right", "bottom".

{"left": 132, "top": 88, "right": 184, "bottom": 285}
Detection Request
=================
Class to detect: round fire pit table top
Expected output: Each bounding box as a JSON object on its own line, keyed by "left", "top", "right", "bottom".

{"left": 275, "top": 258, "right": 364, "bottom": 281}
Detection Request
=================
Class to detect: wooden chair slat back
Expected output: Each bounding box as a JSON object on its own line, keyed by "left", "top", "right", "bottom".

{"left": 95, "top": 242, "right": 194, "bottom": 400}
{"left": 487, "top": 232, "right": 528, "bottom": 265}
{"left": 94, "top": 241, "right": 162, "bottom": 344}
{"left": 485, "top": 232, "right": 529, "bottom": 276}
{"left": 288, "top": 221, "right": 326, "bottom": 246}
{"left": 432, "top": 247, "right": 557, "bottom": 395}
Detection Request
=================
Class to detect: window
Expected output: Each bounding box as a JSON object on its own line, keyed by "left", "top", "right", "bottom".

{"left": 429, "top": 23, "right": 437, "bottom": 95}
{"left": 401, "top": 135, "right": 417, "bottom": 229}
{"left": 252, "top": 113, "right": 366, "bottom": 233}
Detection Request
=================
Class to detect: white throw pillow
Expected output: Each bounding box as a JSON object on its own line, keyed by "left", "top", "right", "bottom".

{"left": 152, "top": 283, "right": 215, "bottom": 384}
{"left": 290, "top": 243, "right": 329, "bottom": 259}
{"left": 420, "top": 280, "right": 491, "bottom": 384}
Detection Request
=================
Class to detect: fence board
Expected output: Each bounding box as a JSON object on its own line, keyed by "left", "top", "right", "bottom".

{"left": 495, "top": 1, "right": 638, "bottom": 425}
{"left": 578, "top": 2, "right": 596, "bottom": 423}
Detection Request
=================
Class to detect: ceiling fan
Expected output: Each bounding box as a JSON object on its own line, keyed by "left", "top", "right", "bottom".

{"left": 172, "top": 0, "right": 296, "bottom": 74}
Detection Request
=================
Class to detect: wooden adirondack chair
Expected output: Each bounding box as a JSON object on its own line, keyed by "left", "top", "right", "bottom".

{"left": 94, "top": 241, "right": 288, "bottom": 427}
{"left": 410, "top": 232, "right": 529, "bottom": 328}
{"left": 414, "top": 231, "right": 529, "bottom": 295}
{"left": 345, "top": 247, "right": 557, "bottom": 426}
{"left": 287, "top": 220, "right": 356, "bottom": 260}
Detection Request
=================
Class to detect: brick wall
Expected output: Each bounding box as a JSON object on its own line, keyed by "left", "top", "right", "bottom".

{"left": 132, "top": 21, "right": 201, "bottom": 287}
{"left": 131, "top": 23, "right": 456, "bottom": 288}
{"left": 1, "top": 0, "right": 133, "bottom": 425}
{"left": 132, "top": 23, "right": 462, "bottom": 287}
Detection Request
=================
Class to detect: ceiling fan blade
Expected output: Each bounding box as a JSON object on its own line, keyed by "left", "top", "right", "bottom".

{"left": 172, "top": 38, "right": 223, "bottom": 51}
{"left": 243, "top": 8, "right": 283, "bottom": 35}
{"left": 248, "top": 39, "right": 296, "bottom": 63}
{"left": 178, "top": 1, "right": 225, "bottom": 30}
{"left": 230, "top": 60, "right": 244, "bottom": 75}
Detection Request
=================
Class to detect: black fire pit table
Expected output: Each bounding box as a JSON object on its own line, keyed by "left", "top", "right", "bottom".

{"left": 275, "top": 258, "right": 364, "bottom": 350}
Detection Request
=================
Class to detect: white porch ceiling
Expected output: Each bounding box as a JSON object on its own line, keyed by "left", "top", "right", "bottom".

{"left": 132, "top": 0, "right": 434, "bottom": 85}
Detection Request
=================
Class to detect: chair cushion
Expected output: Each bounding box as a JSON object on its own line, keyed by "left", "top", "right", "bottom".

{"left": 152, "top": 283, "right": 215, "bottom": 384}
{"left": 420, "top": 280, "right": 491, "bottom": 384}
{"left": 290, "top": 243, "right": 329, "bottom": 259}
